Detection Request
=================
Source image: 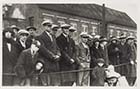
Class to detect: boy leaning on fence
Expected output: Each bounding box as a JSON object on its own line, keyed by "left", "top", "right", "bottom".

{"left": 14, "top": 40, "right": 44, "bottom": 86}
{"left": 91, "top": 58, "right": 106, "bottom": 86}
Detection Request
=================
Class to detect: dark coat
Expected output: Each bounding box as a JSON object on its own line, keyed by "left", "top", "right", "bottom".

{"left": 36, "top": 31, "right": 61, "bottom": 85}
{"left": 26, "top": 35, "right": 35, "bottom": 49}
{"left": 108, "top": 43, "right": 120, "bottom": 65}
{"left": 126, "top": 44, "right": 137, "bottom": 77}
{"left": 118, "top": 43, "right": 132, "bottom": 76}
{"left": 56, "top": 34, "right": 76, "bottom": 82}
{"left": 90, "top": 45, "right": 102, "bottom": 68}
{"left": 36, "top": 31, "right": 61, "bottom": 73}
{"left": 91, "top": 65, "right": 106, "bottom": 86}
{"left": 2, "top": 38, "right": 19, "bottom": 85}
{"left": 14, "top": 39, "right": 27, "bottom": 57}
{"left": 98, "top": 45, "right": 109, "bottom": 66}
{"left": 15, "top": 48, "right": 40, "bottom": 78}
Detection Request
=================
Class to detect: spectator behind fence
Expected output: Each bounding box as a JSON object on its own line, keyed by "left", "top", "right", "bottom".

{"left": 36, "top": 19, "right": 61, "bottom": 86}
{"left": 91, "top": 58, "right": 106, "bottom": 86}
{"left": 56, "top": 23, "right": 76, "bottom": 86}
{"left": 14, "top": 40, "right": 43, "bottom": 86}
{"left": 2, "top": 27, "right": 19, "bottom": 86}
{"left": 76, "top": 32, "right": 91, "bottom": 86}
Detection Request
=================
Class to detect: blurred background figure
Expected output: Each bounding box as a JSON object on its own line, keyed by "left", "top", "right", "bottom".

{"left": 3, "top": 27, "right": 19, "bottom": 86}
{"left": 10, "top": 25, "right": 20, "bottom": 41}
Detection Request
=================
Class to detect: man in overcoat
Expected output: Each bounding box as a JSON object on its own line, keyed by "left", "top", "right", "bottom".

{"left": 56, "top": 23, "right": 76, "bottom": 86}
{"left": 2, "top": 27, "right": 19, "bottom": 86}
{"left": 36, "top": 19, "right": 61, "bottom": 86}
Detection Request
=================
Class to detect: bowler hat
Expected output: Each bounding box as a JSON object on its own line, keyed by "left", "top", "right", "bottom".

{"left": 18, "top": 29, "right": 30, "bottom": 36}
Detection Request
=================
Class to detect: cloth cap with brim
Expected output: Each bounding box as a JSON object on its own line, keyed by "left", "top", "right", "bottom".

{"left": 126, "top": 36, "right": 135, "bottom": 40}
{"left": 61, "top": 24, "right": 71, "bottom": 29}
{"left": 110, "top": 37, "right": 118, "bottom": 41}
{"left": 18, "top": 29, "right": 30, "bottom": 36}
{"left": 119, "top": 35, "right": 126, "bottom": 39}
{"left": 11, "top": 25, "right": 20, "bottom": 31}
{"left": 26, "top": 26, "right": 37, "bottom": 31}
{"left": 80, "top": 32, "right": 89, "bottom": 38}
{"left": 93, "top": 38, "right": 100, "bottom": 42}
{"left": 42, "top": 19, "right": 53, "bottom": 26}
{"left": 51, "top": 24, "right": 59, "bottom": 31}
{"left": 69, "top": 26, "right": 76, "bottom": 32}
{"left": 94, "top": 35, "right": 101, "bottom": 39}
{"left": 100, "top": 37, "right": 108, "bottom": 42}
{"left": 97, "top": 58, "right": 105, "bottom": 63}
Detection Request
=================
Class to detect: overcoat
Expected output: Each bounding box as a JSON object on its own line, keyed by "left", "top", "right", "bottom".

{"left": 3, "top": 38, "right": 19, "bottom": 86}
{"left": 36, "top": 31, "right": 61, "bottom": 85}
{"left": 56, "top": 34, "right": 76, "bottom": 83}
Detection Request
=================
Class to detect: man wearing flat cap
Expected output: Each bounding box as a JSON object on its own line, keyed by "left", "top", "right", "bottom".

{"left": 51, "top": 24, "right": 59, "bottom": 36}
{"left": 36, "top": 19, "right": 61, "bottom": 86}
{"left": 56, "top": 23, "right": 76, "bottom": 86}
{"left": 76, "top": 32, "right": 91, "bottom": 86}
{"left": 26, "top": 26, "right": 37, "bottom": 48}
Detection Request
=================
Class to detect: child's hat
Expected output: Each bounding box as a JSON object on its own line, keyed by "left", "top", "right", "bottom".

{"left": 97, "top": 58, "right": 105, "bottom": 63}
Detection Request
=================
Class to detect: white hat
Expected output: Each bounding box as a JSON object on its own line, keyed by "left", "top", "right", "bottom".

{"left": 41, "top": 19, "right": 53, "bottom": 26}
{"left": 69, "top": 26, "right": 76, "bottom": 32}
{"left": 127, "top": 36, "right": 135, "bottom": 40}
{"left": 61, "top": 23, "right": 71, "bottom": 28}
{"left": 18, "top": 29, "right": 30, "bottom": 36}
{"left": 51, "top": 24, "right": 59, "bottom": 29}
{"left": 94, "top": 35, "right": 101, "bottom": 39}
{"left": 80, "top": 32, "right": 89, "bottom": 38}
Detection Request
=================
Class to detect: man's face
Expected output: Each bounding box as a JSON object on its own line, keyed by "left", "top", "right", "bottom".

{"left": 62, "top": 28, "right": 69, "bottom": 35}
{"left": 120, "top": 39, "right": 126, "bottom": 44}
{"left": 28, "top": 29, "right": 36, "bottom": 35}
{"left": 19, "top": 34, "right": 28, "bottom": 42}
{"left": 81, "top": 37, "right": 88, "bottom": 43}
{"left": 69, "top": 31, "right": 74, "bottom": 37}
{"left": 44, "top": 25, "right": 52, "bottom": 32}
{"left": 95, "top": 41, "right": 99, "bottom": 46}
{"left": 5, "top": 31, "right": 12, "bottom": 39}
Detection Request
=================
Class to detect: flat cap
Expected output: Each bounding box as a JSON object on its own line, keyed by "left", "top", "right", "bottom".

{"left": 18, "top": 29, "right": 30, "bottom": 36}
{"left": 61, "top": 23, "right": 70, "bottom": 29}
{"left": 41, "top": 19, "right": 53, "bottom": 26}
{"left": 69, "top": 26, "right": 76, "bottom": 32}
{"left": 80, "top": 32, "right": 89, "bottom": 38}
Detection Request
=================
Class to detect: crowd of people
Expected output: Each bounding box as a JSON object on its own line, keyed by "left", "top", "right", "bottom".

{"left": 3, "top": 19, "right": 137, "bottom": 86}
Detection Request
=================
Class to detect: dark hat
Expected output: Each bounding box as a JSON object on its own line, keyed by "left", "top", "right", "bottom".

{"left": 126, "top": 36, "right": 135, "bottom": 40}
{"left": 97, "top": 58, "right": 105, "bottom": 63}
{"left": 3, "top": 27, "right": 14, "bottom": 36}
{"left": 110, "top": 36, "right": 118, "bottom": 41}
{"left": 51, "top": 24, "right": 59, "bottom": 31}
{"left": 80, "top": 32, "right": 89, "bottom": 38}
{"left": 69, "top": 26, "right": 76, "bottom": 32}
{"left": 10, "top": 25, "right": 20, "bottom": 31}
{"left": 42, "top": 19, "right": 53, "bottom": 26}
{"left": 100, "top": 36, "right": 108, "bottom": 42}
{"left": 93, "top": 38, "right": 100, "bottom": 42}
{"left": 26, "top": 26, "right": 36, "bottom": 31}
{"left": 61, "top": 23, "right": 71, "bottom": 29}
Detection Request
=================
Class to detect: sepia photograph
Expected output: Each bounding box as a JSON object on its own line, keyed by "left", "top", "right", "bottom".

{"left": 2, "top": 2, "right": 137, "bottom": 86}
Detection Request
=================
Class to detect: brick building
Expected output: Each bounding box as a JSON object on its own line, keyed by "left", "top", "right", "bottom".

{"left": 3, "top": 4, "right": 137, "bottom": 44}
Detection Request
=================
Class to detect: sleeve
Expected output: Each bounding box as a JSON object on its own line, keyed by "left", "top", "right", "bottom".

{"left": 56, "top": 37, "right": 72, "bottom": 63}
{"left": 36, "top": 36, "right": 56, "bottom": 62}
